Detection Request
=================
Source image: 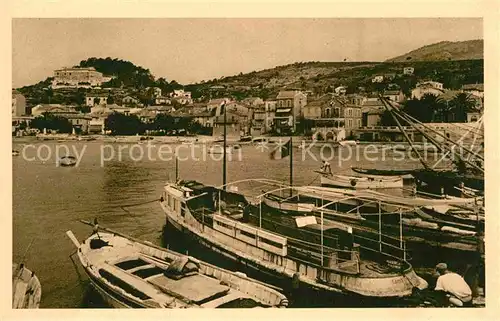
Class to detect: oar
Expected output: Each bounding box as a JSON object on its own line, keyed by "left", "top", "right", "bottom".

{"left": 19, "top": 238, "right": 35, "bottom": 265}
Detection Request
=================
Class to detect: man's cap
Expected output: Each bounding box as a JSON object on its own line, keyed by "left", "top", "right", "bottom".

{"left": 435, "top": 263, "right": 447, "bottom": 270}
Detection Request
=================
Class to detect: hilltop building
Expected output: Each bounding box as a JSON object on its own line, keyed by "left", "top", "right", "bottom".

{"left": 51, "top": 67, "right": 112, "bottom": 89}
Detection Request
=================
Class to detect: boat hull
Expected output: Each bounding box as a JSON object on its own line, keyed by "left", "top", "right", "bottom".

{"left": 86, "top": 272, "right": 135, "bottom": 308}
{"left": 160, "top": 200, "right": 427, "bottom": 307}
{"left": 320, "top": 175, "right": 404, "bottom": 189}
{"left": 262, "top": 196, "right": 314, "bottom": 213}
{"left": 351, "top": 167, "right": 414, "bottom": 176}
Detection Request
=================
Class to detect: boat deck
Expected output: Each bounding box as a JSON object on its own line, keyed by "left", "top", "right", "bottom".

{"left": 83, "top": 234, "right": 265, "bottom": 308}
{"left": 218, "top": 209, "right": 406, "bottom": 278}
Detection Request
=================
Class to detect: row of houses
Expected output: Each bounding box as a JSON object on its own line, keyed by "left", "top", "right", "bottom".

{"left": 85, "top": 88, "right": 193, "bottom": 107}
{"left": 12, "top": 78, "right": 485, "bottom": 139}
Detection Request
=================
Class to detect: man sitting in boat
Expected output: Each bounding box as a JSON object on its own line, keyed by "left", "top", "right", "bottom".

{"left": 320, "top": 160, "right": 332, "bottom": 175}
{"left": 434, "top": 263, "right": 472, "bottom": 307}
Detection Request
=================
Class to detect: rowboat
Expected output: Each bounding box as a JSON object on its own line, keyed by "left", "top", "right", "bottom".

{"left": 338, "top": 140, "right": 357, "bottom": 146}
{"left": 66, "top": 228, "right": 288, "bottom": 309}
{"left": 351, "top": 167, "right": 414, "bottom": 176}
{"left": 59, "top": 156, "right": 77, "bottom": 167}
{"left": 12, "top": 263, "right": 41, "bottom": 308}
{"left": 12, "top": 150, "right": 20, "bottom": 156}
{"left": 320, "top": 173, "right": 404, "bottom": 189}
{"left": 262, "top": 194, "right": 315, "bottom": 213}
{"left": 160, "top": 180, "right": 428, "bottom": 305}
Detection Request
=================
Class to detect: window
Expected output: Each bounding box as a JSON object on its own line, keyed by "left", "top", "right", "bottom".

{"left": 181, "top": 202, "right": 186, "bottom": 217}
{"left": 348, "top": 109, "right": 352, "bottom": 117}
{"left": 325, "top": 108, "right": 331, "bottom": 118}
{"left": 215, "top": 221, "right": 234, "bottom": 230}
{"left": 348, "top": 119, "right": 353, "bottom": 127}
{"left": 240, "top": 230, "right": 255, "bottom": 239}
{"left": 173, "top": 199, "right": 177, "bottom": 211}
{"left": 259, "top": 237, "right": 283, "bottom": 249}
{"left": 357, "top": 119, "right": 361, "bottom": 127}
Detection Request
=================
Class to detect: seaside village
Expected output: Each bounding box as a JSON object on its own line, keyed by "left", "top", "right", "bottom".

{"left": 12, "top": 65, "right": 483, "bottom": 142}
{"left": 13, "top": 63, "right": 485, "bottom": 309}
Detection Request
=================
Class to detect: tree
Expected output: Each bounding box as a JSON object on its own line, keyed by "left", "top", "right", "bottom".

{"left": 449, "top": 92, "right": 476, "bottom": 122}
{"left": 379, "top": 110, "right": 398, "bottom": 126}
{"left": 420, "top": 93, "right": 445, "bottom": 122}
{"left": 107, "top": 96, "right": 115, "bottom": 104}
{"left": 105, "top": 112, "right": 144, "bottom": 135}
{"left": 31, "top": 113, "right": 73, "bottom": 133}
{"left": 403, "top": 98, "right": 432, "bottom": 123}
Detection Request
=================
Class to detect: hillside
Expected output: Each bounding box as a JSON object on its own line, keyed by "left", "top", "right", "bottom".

{"left": 386, "top": 40, "right": 483, "bottom": 62}
{"left": 187, "top": 59, "right": 483, "bottom": 100}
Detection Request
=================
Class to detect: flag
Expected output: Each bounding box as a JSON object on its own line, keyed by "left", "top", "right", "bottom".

{"left": 270, "top": 139, "right": 292, "bottom": 160}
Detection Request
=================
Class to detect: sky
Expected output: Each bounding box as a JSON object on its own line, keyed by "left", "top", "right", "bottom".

{"left": 12, "top": 18, "right": 482, "bottom": 88}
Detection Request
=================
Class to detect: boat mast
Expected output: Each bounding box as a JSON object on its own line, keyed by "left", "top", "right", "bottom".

{"left": 175, "top": 153, "right": 179, "bottom": 182}
{"left": 223, "top": 100, "right": 227, "bottom": 191}
{"left": 289, "top": 134, "right": 293, "bottom": 196}
{"left": 379, "top": 96, "right": 430, "bottom": 170}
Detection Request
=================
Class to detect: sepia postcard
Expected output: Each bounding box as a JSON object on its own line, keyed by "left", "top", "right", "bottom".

{"left": 3, "top": 1, "right": 500, "bottom": 321}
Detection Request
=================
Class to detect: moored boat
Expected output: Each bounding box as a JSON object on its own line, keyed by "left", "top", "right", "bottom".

{"left": 262, "top": 194, "right": 315, "bottom": 213}
{"left": 12, "top": 263, "right": 41, "bottom": 308}
{"left": 12, "top": 150, "right": 20, "bottom": 156}
{"left": 351, "top": 167, "right": 414, "bottom": 176}
{"left": 159, "top": 180, "right": 428, "bottom": 306}
{"left": 319, "top": 173, "right": 404, "bottom": 189}
{"left": 66, "top": 227, "right": 288, "bottom": 309}
{"left": 59, "top": 155, "right": 77, "bottom": 167}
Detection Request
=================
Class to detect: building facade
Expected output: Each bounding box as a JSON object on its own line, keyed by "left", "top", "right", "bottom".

{"left": 274, "top": 90, "right": 307, "bottom": 133}
{"left": 52, "top": 67, "right": 112, "bottom": 89}
{"left": 411, "top": 81, "right": 445, "bottom": 99}
{"left": 303, "top": 94, "right": 362, "bottom": 140}
{"left": 403, "top": 67, "right": 414, "bottom": 75}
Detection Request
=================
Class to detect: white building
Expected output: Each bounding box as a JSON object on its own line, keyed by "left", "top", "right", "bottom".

{"left": 461, "top": 84, "right": 484, "bottom": 98}
{"left": 51, "top": 67, "right": 112, "bottom": 89}
{"left": 411, "top": 81, "right": 445, "bottom": 99}
{"left": 372, "top": 75, "right": 384, "bottom": 83}
{"left": 403, "top": 67, "right": 414, "bottom": 75}
{"left": 170, "top": 89, "right": 193, "bottom": 105}
{"left": 86, "top": 93, "right": 109, "bottom": 106}
{"left": 334, "top": 86, "right": 347, "bottom": 95}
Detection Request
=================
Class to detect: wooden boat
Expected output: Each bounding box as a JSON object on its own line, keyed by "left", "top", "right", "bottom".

{"left": 287, "top": 185, "right": 483, "bottom": 254}
{"left": 412, "top": 169, "right": 484, "bottom": 195}
{"left": 12, "top": 263, "right": 41, "bottom": 308}
{"left": 159, "top": 180, "right": 428, "bottom": 304}
{"left": 66, "top": 228, "right": 288, "bottom": 309}
{"left": 319, "top": 173, "right": 403, "bottom": 189}
{"left": 338, "top": 140, "right": 357, "bottom": 147}
{"left": 12, "top": 150, "right": 20, "bottom": 156}
{"left": 262, "top": 194, "right": 315, "bottom": 213}
{"left": 351, "top": 167, "right": 414, "bottom": 176}
{"left": 239, "top": 135, "right": 253, "bottom": 142}
{"left": 59, "top": 156, "right": 77, "bottom": 167}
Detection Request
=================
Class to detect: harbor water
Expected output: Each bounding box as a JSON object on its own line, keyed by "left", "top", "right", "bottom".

{"left": 13, "top": 138, "right": 460, "bottom": 308}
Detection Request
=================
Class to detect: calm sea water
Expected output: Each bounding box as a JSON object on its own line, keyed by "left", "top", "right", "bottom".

{"left": 13, "top": 139, "right": 429, "bottom": 308}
